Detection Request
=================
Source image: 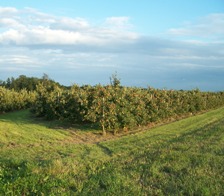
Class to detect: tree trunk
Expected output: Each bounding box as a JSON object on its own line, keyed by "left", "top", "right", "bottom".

{"left": 102, "top": 124, "right": 106, "bottom": 136}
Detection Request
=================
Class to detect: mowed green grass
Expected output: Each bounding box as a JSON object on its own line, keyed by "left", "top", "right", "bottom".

{"left": 0, "top": 108, "right": 224, "bottom": 195}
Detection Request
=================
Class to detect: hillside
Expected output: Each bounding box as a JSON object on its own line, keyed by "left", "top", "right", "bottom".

{"left": 0, "top": 107, "right": 224, "bottom": 195}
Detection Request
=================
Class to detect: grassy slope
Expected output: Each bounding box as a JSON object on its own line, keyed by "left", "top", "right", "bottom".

{"left": 0, "top": 108, "right": 224, "bottom": 195}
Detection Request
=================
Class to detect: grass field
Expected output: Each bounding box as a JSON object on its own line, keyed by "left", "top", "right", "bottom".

{"left": 0, "top": 108, "right": 224, "bottom": 195}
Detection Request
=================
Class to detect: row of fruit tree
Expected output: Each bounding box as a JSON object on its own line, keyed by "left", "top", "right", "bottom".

{"left": 30, "top": 81, "right": 224, "bottom": 135}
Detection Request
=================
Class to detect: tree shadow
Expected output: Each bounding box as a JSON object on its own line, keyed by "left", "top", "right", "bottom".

{"left": 0, "top": 110, "right": 32, "bottom": 124}
{"left": 0, "top": 109, "right": 101, "bottom": 133}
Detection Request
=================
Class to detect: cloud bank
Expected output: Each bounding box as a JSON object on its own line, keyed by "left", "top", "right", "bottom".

{"left": 0, "top": 7, "right": 223, "bottom": 91}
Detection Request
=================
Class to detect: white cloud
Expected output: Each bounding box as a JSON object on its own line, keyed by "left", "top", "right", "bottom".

{"left": 51, "top": 17, "right": 90, "bottom": 30}
{"left": 0, "top": 55, "right": 36, "bottom": 65}
{"left": 168, "top": 13, "right": 224, "bottom": 41}
{"left": 0, "top": 7, "right": 18, "bottom": 16}
{"left": 0, "top": 7, "right": 223, "bottom": 90}
{"left": 0, "top": 18, "right": 20, "bottom": 27}
{"left": 0, "top": 8, "right": 137, "bottom": 46}
{"left": 25, "top": 27, "right": 102, "bottom": 45}
{"left": 0, "top": 29, "right": 25, "bottom": 44}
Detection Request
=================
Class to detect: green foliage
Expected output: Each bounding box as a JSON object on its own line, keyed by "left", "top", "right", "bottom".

{"left": 110, "top": 72, "right": 121, "bottom": 87}
{"left": 2, "top": 74, "right": 224, "bottom": 135}
{"left": 32, "top": 81, "right": 224, "bottom": 135}
{"left": 0, "top": 74, "right": 66, "bottom": 91}
{"left": 0, "top": 87, "right": 37, "bottom": 113}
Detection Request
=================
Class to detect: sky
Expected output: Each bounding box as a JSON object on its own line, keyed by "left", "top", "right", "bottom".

{"left": 0, "top": 0, "right": 224, "bottom": 91}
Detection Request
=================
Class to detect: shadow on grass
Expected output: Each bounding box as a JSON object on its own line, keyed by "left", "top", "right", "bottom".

{"left": 0, "top": 157, "right": 70, "bottom": 195}
{"left": 0, "top": 110, "right": 32, "bottom": 124}
{"left": 0, "top": 109, "right": 100, "bottom": 133}
{"left": 166, "top": 118, "right": 224, "bottom": 146}
{"left": 0, "top": 158, "right": 31, "bottom": 184}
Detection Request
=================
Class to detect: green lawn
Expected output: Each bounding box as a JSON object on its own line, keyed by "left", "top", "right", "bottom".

{"left": 0, "top": 108, "right": 224, "bottom": 195}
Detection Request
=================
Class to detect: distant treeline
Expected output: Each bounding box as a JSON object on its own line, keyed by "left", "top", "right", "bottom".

{"left": 0, "top": 74, "right": 67, "bottom": 91}
{"left": 0, "top": 74, "right": 62, "bottom": 113}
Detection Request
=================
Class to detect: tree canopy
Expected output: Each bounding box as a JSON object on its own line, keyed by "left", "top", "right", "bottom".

{"left": 0, "top": 74, "right": 64, "bottom": 91}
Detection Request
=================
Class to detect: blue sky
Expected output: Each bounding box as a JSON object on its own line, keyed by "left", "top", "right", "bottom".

{"left": 0, "top": 0, "right": 224, "bottom": 90}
